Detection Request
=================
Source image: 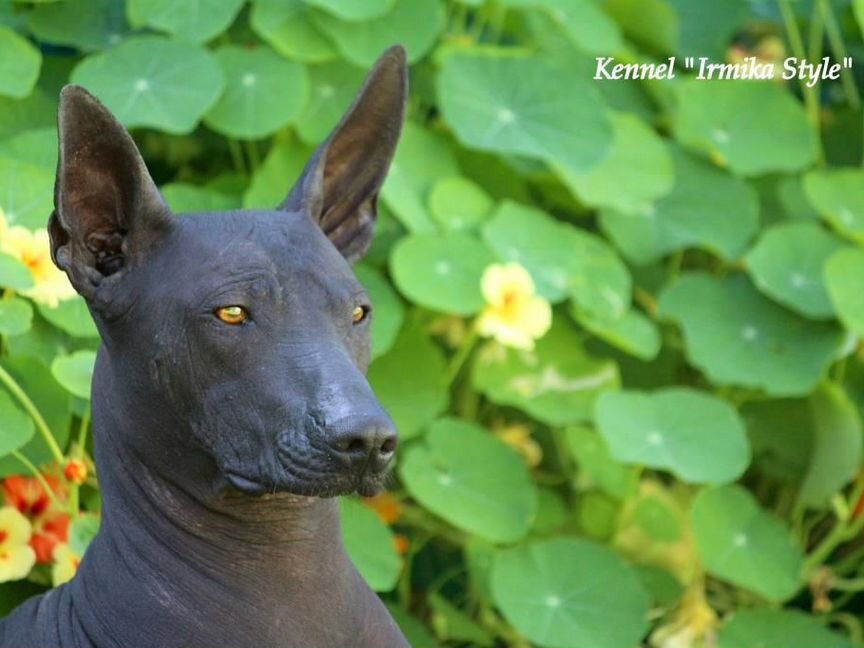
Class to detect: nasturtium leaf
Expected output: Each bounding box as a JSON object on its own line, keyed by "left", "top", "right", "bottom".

{"left": 0, "top": 158, "right": 55, "bottom": 230}
{"left": 718, "top": 609, "right": 855, "bottom": 648}
{"left": 428, "top": 593, "right": 495, "bottom": 647}
{"left": 482, "top": 201, "right": 631, "bottom": 316}
{"left": 390, "top": 233, "right": 495, "bottom": 315}
{"left": 804, "top": 168, "right": 864, "bottom": 243}
{"left": 71, "top": 37, "right": 224, "bottom": 134}
{"left": 0, "top": 298, "right": 32, "bottom": 336}
{"left": 742, "top": 398, "right": 813, "bottom": 482}
{"left": 161, "top": 183, "right": 240, "bottom": 213}
{"left": 0, "top": 26, "right": 40, "bottom": 99}
{"left": 367, "top": 319, "right": 447, "bottom": 439}
{"left": 0, "top": 357, "right": 71, "bottom": 477}
{"left": 745, "top": 223, "right": 844, "bottom": 319}
{"left": 126, "top": 0, "right": 245, "bottom": 44}
{"left": 674, "top": 79, "right": 817, "bottom": 176}
{"left": 69, "top": 514, "right": 100, "bottom": 557}
{"left": 399, "top": 418, "right": 537, "bottom": 543}
{"left": 339, "top": 498, "right": 401, "bottom": 592}
{"left": 491, "top": 538, "right": 649, "bottom": 648}
{"left": 571, "top": 306, "right": 660, "bottom": 361}
{"left": 438, "top": 52, "right": 612, "bottom": 171}
{"left": 595, "top": 387, "right": 750, "bottom": 485}
{"left": 243, "top": 137, "right": 314, "bottom": 209}
{"left": 532, "top": 488, "right": 568, "bottom": 535}
{"left": 558, "top": 113, "right": 674, "bottom": 213}
{"left": 603, "top": 0, "right": 677, "bottom": 55}
{"left": 825, "top": 247, "right": 864, "bottom": 336}
{"left": 576, "top": 491, "right": 619, "bottom": 540}
{"left": 504, "top": 0, "right": 623, "bottom": 54}
{"left": 387, "top": 605, "right": 442, "bottom": 648}
{"left": 692, "top": 485, "right": 804, "bottom": 601}
{"left": 296, "top": 61, "right": 365, "bottom": 144}
{"left": 428, "top": 176, "right": 493, "bottom": 232}
{"left": 798, "top": 384, "right": 863, "bottom": 509}
{"left": 38, "top": 298, "right": 98, "bottom": 339}
{"left": 0, "top": 128, "right": 57, "bottom": 170}
{"left": 566, "top": 426, "right": 637, "bottom": 500}
{"left": 632, "top": 496, "right": 681, "bottom": 542}
{"left": 354, "top": 264, "right": 404, "bottom": 359}
{"left": 0, "top": 91, "right": 55, "bottom": 140}
{"left": 669, "top": 0, "right": 750, "bottom": 61}
{"left": 305, "top": 0, "right": 395, "bottom": 21}
{"left": 635, "top": 565, "right": 683, "bottom": 608}
{"left": 51, "top": 350, "right": 97, "bottom": 400}
{"left": 250, "top": 0, "right": 337, "bottom": 63}
{"left": 204, "top": 46, "right": 309, "bottom": 139}
{"left": 601, "top": 148, "right": 759, "bottom": 264}
{"left": 27, "top": 0, "right": 129, "bottom": 51}
{"left": 312, "top": 0, "right": 444, "bottom": 66}
{"left": 382, "top": 122, "right": 459, "bottom": 234}
{"left": 0, "top": 253, "right": 34, "bottom": 291}
{"left": 658, "top": 274, "right": 844, "bottom": 396}
{"left": 473, "top": 319, "right": 619, "bottom": 426}
{"left": 0, "top": 389, "right": 34, "bottom": 457}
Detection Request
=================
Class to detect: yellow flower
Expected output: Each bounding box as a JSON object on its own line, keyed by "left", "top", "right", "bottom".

{"left": 475, "top": 262, "right": 552, "bottom": 350}
{"left": 51, "top": 543, "right": 81, "bottom": 586}
{"left": 0, "top": 506, "right": 37, "bottom": 582}
{"left": 494, "top": 423, "right": 543, "bottom": 467}
{"left": 0, "top": 210, "right": 76, "bottom": 308}
{"left": 651, "top": 587, "right": 718, "bottom": 648}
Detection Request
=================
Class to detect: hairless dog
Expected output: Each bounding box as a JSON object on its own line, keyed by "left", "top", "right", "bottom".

{"left": 0, "top": 46, "right": 411, "bottom": 648}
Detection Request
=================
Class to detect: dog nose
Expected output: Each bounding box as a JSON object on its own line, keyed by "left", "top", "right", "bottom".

{"left": 328, "top": 415, "right": 398, "bottom": 472}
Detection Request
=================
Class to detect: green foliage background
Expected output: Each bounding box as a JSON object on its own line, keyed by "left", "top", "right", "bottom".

{"left": 1, "top": 0, "right": 864, "bottom": 646}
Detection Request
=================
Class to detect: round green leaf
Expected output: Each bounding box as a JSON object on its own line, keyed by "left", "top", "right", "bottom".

{"left": 745, "top": 223, "right": 844, "bottom": 319}
{"left": 38, "top": 298, "right": 98, "bottom": 339}
{"left": 601, "top": 148, "right": 759, "bottom": 264}
{"left": 438, "top": 52, "right": 612, "bottom": 172}
{"left": 368, "top": 320, "right": 448, "bottom": 439}
{"left": 692, "top": 485, "right": 804, "bottom": 600}
{"left": 658, "top": 274, "right": 844, "bottom": 397}
{"left": 161, "top": 183, "right": 240, "bottom": 213}
{"left": 296, "top": 60, "right": 365, "bottom": 144}
{"left": 473, "top": 319, "right": 619, "bottom": 426}
{"left": 674, "top": 79, "right": 817, "bottom": 176}
{"left": 428, "top": 176, "right": 493, "bottom": 233}
{"left": 0, "top": 91, "right": 55, "bottom": 140}
{"left": 0, "top": 26, "right": 40, "bottom": 99}
{"left": 0, "top": 127, "right": 57, "bottom": 170}
{"left": 250, "top": 0, "right": 338, "bottom": 64}
{"left": 595, "top": 387, "right": 751, "bottom": 484}
{"left": 243, "top": 137, "right": 314, "bottom": 209}
{"left": 0, "top": 298, "right": 32, "bottom": 336}
{"left": 558, "top": 112, "right": 674, "bottom": 213}
{"left": 565, "top": 426, "right": 637, "bottom": 500}
{"left": 491, "top": 538, "right": 649, "bottom": 648}
{"left": 354, "top": 264, "right": 404, "bottom": 359}
{"left": 825, "top": 247, "right": 864, "bottom": 336}
{"left": 204, "top": 46, "right": 309, "bottom": 139}
{"left": 71, "top": 36, "right": 224, "bottom": 134}
{"left": 69, "top": 513, "right": 100, "bottom": 557}
{"left": 482, "top": 201, "right": 631, "bottom": 315}
{"left": 571, "top": 306, "right": 660, "bottom": 361}
{"left": 718, "top": 609, "right": 854, "bottom": 648}
{"left": 126, "top": 0, "right": 245, "bottom": 44}
{"left": 390, "top": 233, "right": 495, "bottom": 315}
{"left": 804, "top": 168, "right": 864, "bottom": 243}
{"left": 305, "top": 0, "right": 395, "bottom": 21}
{"left": 0, "top": 253, "right": 35, "bottom": 291}
{"left": 503, "top": 0, "right": 624, "bottom": 54}
{"left": 27, "top": 0, "right": 129, "bottom": 51}
{"left": 340, "top": 498, "right": 401, "bottom": 592}
{"left": 0, "top": 157, "right": 55, "bottom": 230}
{"left": 0, "top": 388, "right": 35, "bottom": 456}
{"left": 312, "top": 0, "right": 444, "bottom": 66}
{"left": 399, "top": 418, "right": 537, "bottom": 543}
{"left": 51, "top": 350, "right": 97, "bottom": 400}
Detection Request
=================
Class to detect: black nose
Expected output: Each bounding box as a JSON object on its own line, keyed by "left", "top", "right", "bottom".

{"left": 328, "top": 415, "right": 398, "bottom": 472}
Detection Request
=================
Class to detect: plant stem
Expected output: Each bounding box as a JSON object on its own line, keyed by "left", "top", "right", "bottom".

{"left": 11, "top": 450, "right": 61, "bottom": 509}
{"left": 820, "top": 0, "right": 861, "bottom": 109}
{"left": 227, "top": 138, "right": 247, "bottom": 177}
{"left": 445, "top": 328, "right": 479, "bottom": 386}
{"left": 805, "top": 477, "right": 864, "bottom": 573}
{"left": 0, "top": 365, "right": 64, "bottom": 464}
{"left": 244, "top": 140, "right": 261, "bottom": 173}
{"left": 76, "top": 406, "right": 91, "bottom": 458}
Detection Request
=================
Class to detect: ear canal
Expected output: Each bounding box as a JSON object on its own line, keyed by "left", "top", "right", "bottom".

{"left": 52, "top": 85, "right": 171, "bottom": 300}
{"left": 283, "top": 45, "right": 408, "bottom": 263}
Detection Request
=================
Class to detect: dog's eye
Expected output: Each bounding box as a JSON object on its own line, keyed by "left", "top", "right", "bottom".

{"left": 352, "top": 305, "right": 370, "bottom": 325}
{"left": 215, "top": 305, "right": 248, "bottom": 325}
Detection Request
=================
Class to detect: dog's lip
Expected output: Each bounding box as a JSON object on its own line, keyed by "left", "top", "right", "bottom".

{"left": 224, "top": 471, "right": 269, "bottom": 495}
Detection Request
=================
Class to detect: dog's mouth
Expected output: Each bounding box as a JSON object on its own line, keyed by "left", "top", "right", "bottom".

{"left": 222, "top": 465, "right": 389, "bottom": 499}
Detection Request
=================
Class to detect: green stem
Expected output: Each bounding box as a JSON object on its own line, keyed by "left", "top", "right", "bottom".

{"left": 76, "top": 406, "right": 91, "bottom": 458}
{"left": 0, "top": 365, "right": 64, "bottom": 464}
{"left": 820, "top": 0, "right": 861, "bottom": 109}
{"left": 445, "top": 328, "right": 479, "bottom": 386}
{"left": 11, "top": 450, "right": 61, "bottom": 509}
{"left": 227, "top": 138, "right": 247, "bottom": 177}
{"left": 243, "top": 140, "right": 261, "bottom": 173}
{"left": 805, "top": 478, "right": 864, "bottom": 573}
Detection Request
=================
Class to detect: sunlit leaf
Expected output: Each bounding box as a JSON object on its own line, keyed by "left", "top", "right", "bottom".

{"left": 340, "top": 498, "right": 401, "bottom": 592}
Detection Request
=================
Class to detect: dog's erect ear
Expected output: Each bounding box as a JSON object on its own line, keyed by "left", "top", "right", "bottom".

{"left": 283, "top": 45, "right": 408, "bottom": 263}
{"left": 49, "top": 85, "right": 171, "bottom": 302}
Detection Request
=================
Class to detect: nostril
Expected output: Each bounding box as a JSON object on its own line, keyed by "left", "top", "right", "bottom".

{"left": 379, "top": 436, "right": 397, "bottom": 455}
{"left": 345, "top": 437, "right": 368, "bottom": 454}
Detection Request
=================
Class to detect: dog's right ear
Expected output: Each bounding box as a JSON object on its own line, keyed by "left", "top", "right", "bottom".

{"left": 49, "top": 85, "right": 172, "bottom": 303}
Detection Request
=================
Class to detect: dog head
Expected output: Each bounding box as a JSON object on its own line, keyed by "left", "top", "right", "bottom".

{"left": 49, "top": 47, "right": 408, "bottom": 498}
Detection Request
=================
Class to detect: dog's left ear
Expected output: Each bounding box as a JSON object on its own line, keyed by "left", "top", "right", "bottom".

{"left": 284, "top": 45, "right": 408, "bottom": 263}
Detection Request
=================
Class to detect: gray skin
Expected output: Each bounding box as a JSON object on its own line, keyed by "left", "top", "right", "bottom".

{"left": 0, "top": 46, "right": 411, "bottom": 648}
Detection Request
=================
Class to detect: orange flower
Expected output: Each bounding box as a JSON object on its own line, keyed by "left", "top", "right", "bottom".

{"left": 51, "top": 543, "right": 81, "bottom": 586}
{"left": 0, "top": 507, "right": 36, "bottom": 582}
{"left": 393, "top": 534, "right": 410, "bottom": 555}
{"left": 363, "top": 492, "right": 403, "bottom": 525}
{"left": 2, "top": 475, "right": 70, "bottom": 564}
{"left": 64, "top": 459, "right": 88, "bottom": 485}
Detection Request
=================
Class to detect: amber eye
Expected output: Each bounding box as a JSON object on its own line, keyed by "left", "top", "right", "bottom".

{"left": 215, "top": 305, "right": 248, "bottom": 325}
{"left": 352, "top": 305, "right": 370, "bottom": 325}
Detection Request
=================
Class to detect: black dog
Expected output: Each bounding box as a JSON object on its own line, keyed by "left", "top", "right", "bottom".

{"left": 0, "top": 46, "right": 410, "bottom": 648}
